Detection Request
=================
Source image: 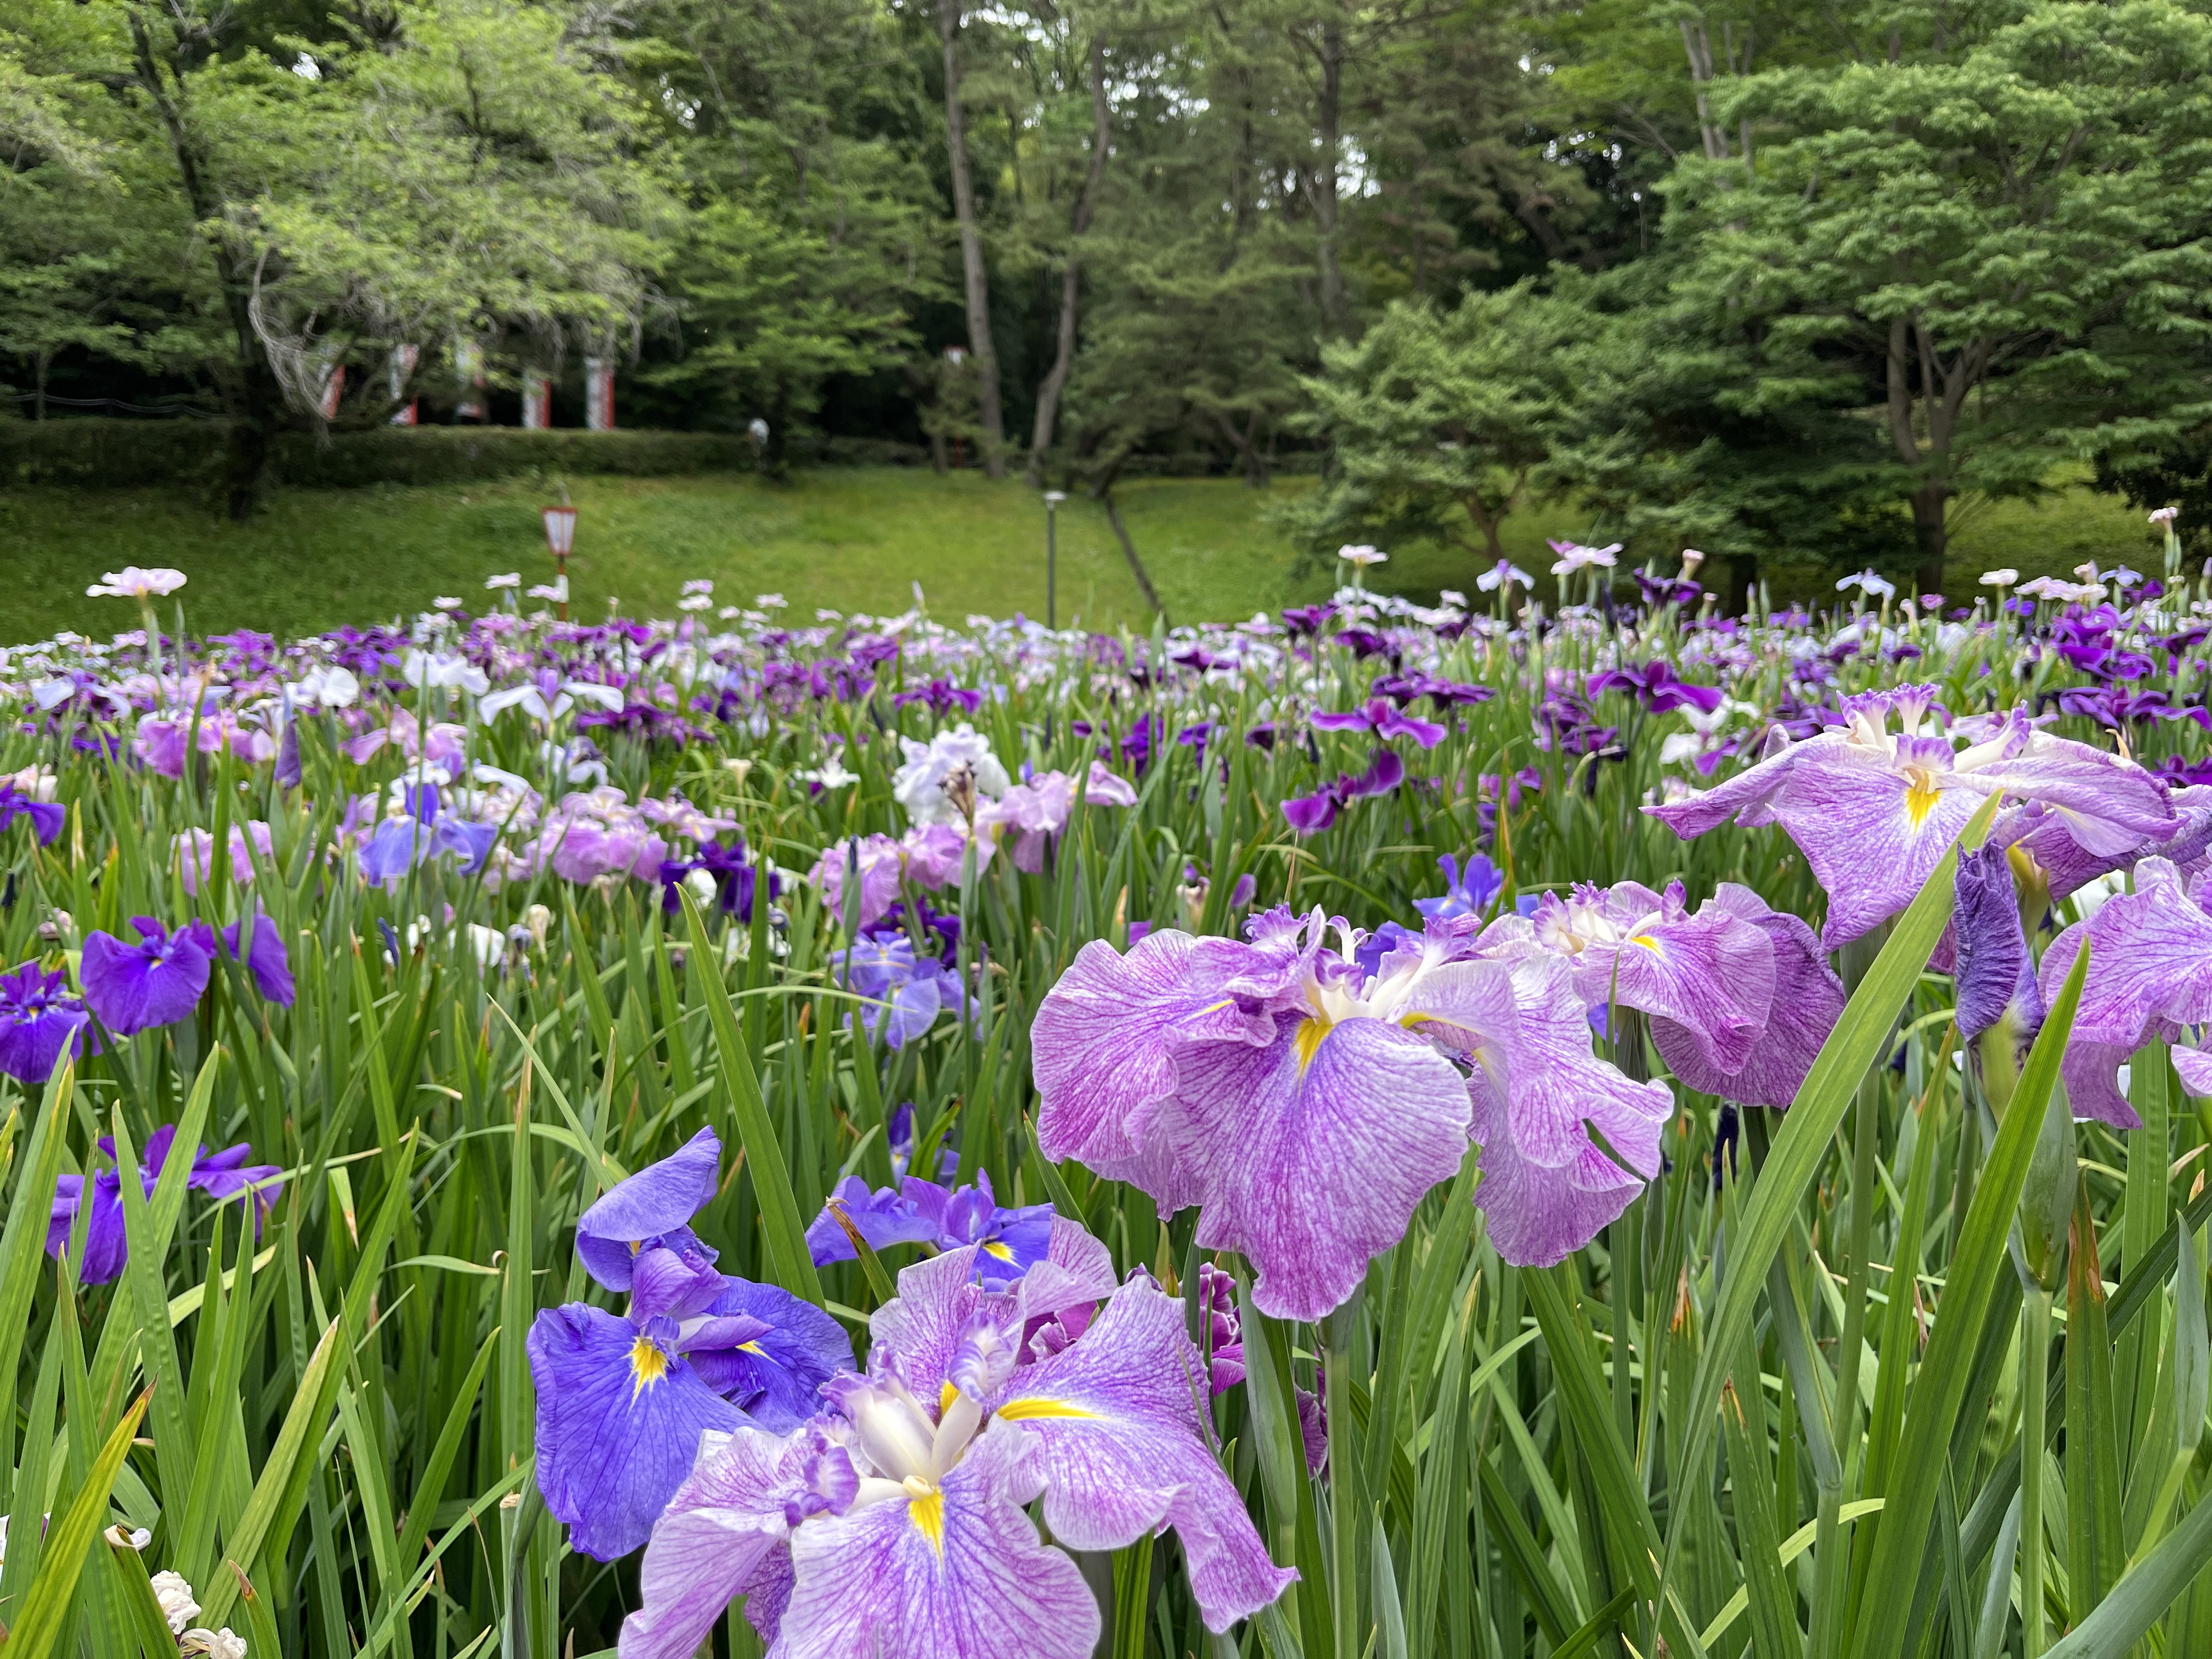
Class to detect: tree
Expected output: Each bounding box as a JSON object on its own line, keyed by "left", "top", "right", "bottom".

{"left": 1672, "top": 0, "right": 2212, "bottom": 593}
{"left": 1283, "top": 280, "right": 1583, "bottom": 564}
{"left": 937, "top": 0, "right": 1008, "bottom": 476}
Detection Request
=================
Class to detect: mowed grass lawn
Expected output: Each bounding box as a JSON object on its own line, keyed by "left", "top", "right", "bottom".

{"left": 0, "top": 462, "right": 2166, "bottom": 644}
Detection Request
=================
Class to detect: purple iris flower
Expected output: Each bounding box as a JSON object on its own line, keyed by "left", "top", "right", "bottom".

{"left": 830, "top": 934, "right": 975, "bottom": 1049}
{"left": 1032, "top": 906, "right": 1670, "bottom": 1314}
{"left": 659, "top": 838, "right": 776, "bottom": 920}
{"left": 80, "top": 917, "right": 217, "bottom": 1036}
{"left": 47, "top": 1126, "right": 281, "bottom": 1285}
{"left": 1414, "top": 853, "right": 1504, "bottom": 921}
{"left": 617, "top": 1220, "right": 1293, "bottom": 1659}
{"left": 220, "top": 910, "right": 296, "bottom": 1007}
{"left": 1586, "top": 662, "right": 1725, "bottom": 714}
{"left": 1485, "top": 881, "right": 1842, "bottom": 1110}
{"left": 529, "top": 1129, "right": 855, "bottom": 1561}
{"left": 1952, "top": 844, "right": 2045, "bottom": 1114}
{"left": 1281, "top": 749, "right": 1406, "bottom": 835}
{"left": 2035, "top": 857, "right": 2212, "bottom": 1127}
{"left": 357, "top": 797, "right": 500, "bottom": 888}
{"left": 1310, "top": 698, "right": 1447, "bottom": 748}
{"left": 1993, "top": 787, "right": 2212, "bottom": 914}
{"left": 1371, "top": 670, "right": 1494, "bottom": 710}
{"left": 891, "top": 679, "right": 984, "bottom": 716}
{"left": 0, "top": 961, "right": 89, "bottom": 1085}
{"left": 806, "top": 1169, "right": 1052, "bottom": 1290}
{"left": 1646, "top": 688, "right": 2172, "bottom": 949}
{"left": 0, "top": 781, "right": 64, "bottom": 847}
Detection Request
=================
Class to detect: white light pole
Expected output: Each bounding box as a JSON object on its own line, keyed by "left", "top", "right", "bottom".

{"left": 1042, "top": 490, "right": 1067, "bottom": 630}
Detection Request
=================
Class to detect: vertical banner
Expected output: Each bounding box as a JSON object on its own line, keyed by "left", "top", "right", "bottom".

{"left": 317, "top": 361, "right": 345, "bottom": 420}
{"left": 389, "top": 343, "right": 421, "bottom": 426}
{"left": 455, "top": 340, "right": 485, "bottom": 420}
{"left": 584, "top": 357, "right": 614, "bottom": 431}
{"left": 522, "top": 369, "right": 551, "bottom": 430}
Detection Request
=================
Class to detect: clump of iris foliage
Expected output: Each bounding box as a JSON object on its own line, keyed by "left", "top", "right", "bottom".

{"left": 4, "top": 541, "right": 2212, "bottom": 1659}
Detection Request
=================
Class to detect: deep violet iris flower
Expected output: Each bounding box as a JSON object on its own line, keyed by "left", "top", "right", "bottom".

{"left": 1281, "top": 749, "right": 1405, "bottom": 835}
{"left": 1586, "top": 661, "right": 1725, "bottom": 714}
{"left": 1646, "top": 686, "right": 2173, "bottom": 949}
{"left": 1414, "top": 853, "right": 1504, "bottom": 922}
{"left": 528, "top": 1128, "right": 854, "bottom": 1562}
{"left": 220, "top": 910, "right": 296, "bottom": 1007}
{"left": 1485, "top": 880, "right": 1844, "bottom": 1110}
{"left": 81, "top": 917, "right": 217, "bottom": 1036}
{"left": 47, "top": 1126, "right": 282, "bottom": 1285}
{"left": 0, "top": 781, "right": 64, "bottom": 847}
{"left": 1951, "top": 845, "right": 2045, "bottom": 1115}
{"left": 0, "top": 961, "right": 89, "bottom": 1085}
{"left": 616, "top": 1221, "right": 1293, "bottom": 1659}
{"left": 1309, "top": 698, "right": 1447, "bottom": 748}
{"left": 1032, "top": 905, "right": 1671, "bottom": 1313}
{"left": 805, "top": 1169, "right": 1052, "bottom": 1289}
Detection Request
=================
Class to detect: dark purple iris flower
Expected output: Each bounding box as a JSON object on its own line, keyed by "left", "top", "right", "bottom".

{"left": 221, "top": 910, "right": 296, "bottom": 1007}
{"left": 0, "top": 961, "right": 89, "bottom": 1085}
{"left": 805, "top": 1167, "right": 1053, "bottom": 1291}
{"left": 0, "top": 781, "right": 63, "bottom": 847}
{"left": 1280, "top": 603, "right": 1335, "bottom": 636}
{"left": 1586, "top": 662, "right": 1725, "bottom": 714}
{"left": 658, "top": 837, "right": 779, "bottom": 921}
{"left": 1371, "top": 671, "right": 1494, "bottom": 710}
{"left": 1119, "top": 714, "right": 1166, "bottom": 774}
{"left": 1331, "top": 628, "right": 1393, "bottom": 661}
{"left": 81, "top": 917, "right": 217, "bottom": 1036}
{"left": 1634, "top": 573, "right": 1703, "bottom": 609}
{"left": 1281, "top": 748, "right": 1407, "bottom": 834}
{"left": 48, "top": 1125, "right": 283, "bottom": 1285}
{"left": 891, "top": 679, "right": 984, "bottom": 716}
{"left": 1311, "top": 698, "right": 1447, "bottom": 748}
{"left": 1414, "top": 851, "right": 1505, "bottom": 921}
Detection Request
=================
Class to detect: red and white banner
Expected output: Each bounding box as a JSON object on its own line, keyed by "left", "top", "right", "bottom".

{"left": 584, "top": 357, "right": 614, "bottom": 431}
{"left": 318, "top": 362, "right": 345, "bottom": 420}
{"left": 389, "top": 343, "right": 420, "bottom": 426}
{"left": 522, "top": 369, "right": 551, "bottom": 430}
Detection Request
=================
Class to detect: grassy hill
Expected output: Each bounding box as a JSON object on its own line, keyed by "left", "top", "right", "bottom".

{"left": 0, "top": 464, "right": 2164, "bottom": 644}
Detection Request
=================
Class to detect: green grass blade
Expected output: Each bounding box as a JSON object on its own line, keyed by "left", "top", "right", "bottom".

{"left": 3, "top": 1389, "right": 150, "bottom": 1659}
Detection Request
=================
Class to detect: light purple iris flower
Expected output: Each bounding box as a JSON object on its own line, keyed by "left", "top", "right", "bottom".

{"left": 1032, "top": 906, "right": 1671, "bottom": 1313}
{"left": 1414, "top": 852, "right": 1504, "bottom": 921}
{"left": 617, "top": 1220, "right": 1294, "bottom": 1659}
{"left": 806, "top": 1169, "right": 1053, "bottom": 1289}
{"left": 830, "top": 934, "right": 974, "bottom": 1049}
{"left": 47, "top": 1125, "right": 281, "bottom": 1285}
{"left": 0, "top": 961, "right": 89, "bottom": 1085}
{"left": 1481, "top": 880, "right": 1843, "bottom": 1110}
{"left": 1993, "top": 785, "right": 2212, "bottom": 911}
{"left": 1646, "top": 688, "right": 2172, "bottom": 948}
{"left": 356, "top": 793, "right": 501, "bottom": 888}
{"left": 529, "top": 1129, "right": 856, "bottom": 1561}
{"left": 81, "top": 917, "right": 217, "bottom": 1036}
{"left": 2036, "top": 856, "right": 2212, "bottom": 1127}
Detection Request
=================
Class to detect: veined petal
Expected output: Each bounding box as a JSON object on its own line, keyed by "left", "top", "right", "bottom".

{"left": 1169, "top": 1015, "right": 1472, "bottom": 1321}
{"left": 989, "top": 1278, "right": 1295, "bottom": 1632}
{"left": 1771, "top": 753, "right": 1979, "bottom": 949}
{"left": 1650, "top": 887, "right": 1842, "bottom": 1109}
{"left": 1581, "top": 902, "right": 1774, "bottom": 1080}
{"left": 1031, "top": 931, "right": 1277, "bottom": 1210}
{"left": 528, "top": 1305, "right": 745, "bottom": 1561}
{"left": 1644, "top": 730, "right": 1841, "bottom": 839}
{"left": 575, "top": 1128, "right": 721, "bottom": 1291}
{"left": 685, "top": 1278, "right": 856, "bottom": 1432}
{"left": 777, "top": 1421, "right": 1098, "bottom": 1659}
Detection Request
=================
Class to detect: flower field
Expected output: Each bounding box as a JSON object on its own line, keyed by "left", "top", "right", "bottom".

{"left": 4, "top": 543, "right": 2212, "bottom": 1659}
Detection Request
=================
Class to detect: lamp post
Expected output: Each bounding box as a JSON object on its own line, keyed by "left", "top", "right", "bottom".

{"left": 1042, "top": 490, "right": 1066, "bottom": 630}
{"left": 541, "top": 504, "right": 577, "bottom": 621}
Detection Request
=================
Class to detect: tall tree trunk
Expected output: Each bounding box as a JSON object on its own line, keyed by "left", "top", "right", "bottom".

{"left": 1911, "top": 486, "right": 1948, "bottom": 598}
{"left": 1026, "top": 37, "right": 1112, "bottom": 487}
{"left": 938, "top": 0, "right": 1006, "bottom": 479}
{"left": 129, "top": 10, "right": 286, "bottom": 520}
{"left": 1311, "top": 18, "right": 1347, "bottom": 335}
{"left": 1886, "top": 314, "right": 1948, "bottom": 596}
{"left": 34, "top": 349, "right": 49, "bottom": 422}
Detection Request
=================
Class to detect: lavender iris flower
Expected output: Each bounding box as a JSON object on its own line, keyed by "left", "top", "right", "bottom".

{"left": 81, "top": 917, "right": 217, "bottom": 1036}
{"left": 0, "top": 781, "right": 64, "bottom": 847}
{"left": 2035, "top": 856, "right": 2212, "bottom": 1127}
{"left": 0, "top": 961, "right": 89, "bottom": 1085}
{"left": 806, "top": 1169, "right": 1052, "bottom": 1290}
{"left": 617, "top": 1221, "right": 1293, "bottom": 1658}
{"left": 1032, "top": 905, "right": 1671, "bottom": 1313}
{"left": 528, "top": 1129, "right": 855, "bottom": 1561}
{"left": 1482, "top": 879, "right": 1844, "bottom": 1110}
{"left": 220, "top": 911, "right": 296, "bottom": 1007}
{"left": 357, "top": 796, "right": 499, "bottom": 888}
{"left": 830, "top": 933, "right": 974, "bottom": 1049}
{"left": 1310, "top": 698, "right": 1447, "bottom": 748}
{"left": 1646, "top": 687, "right": 2173, "bottom": 948}
{"left": 47, "top": 1126, "right": 281, "bottom": 1285}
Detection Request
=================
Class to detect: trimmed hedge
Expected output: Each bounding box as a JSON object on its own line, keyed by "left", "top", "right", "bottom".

{"left": 0, "top": 419, "right": 755, "bottom": 490}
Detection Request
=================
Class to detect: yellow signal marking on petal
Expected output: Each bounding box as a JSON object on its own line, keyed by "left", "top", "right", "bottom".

{"left": 1194, "top": 998, "right": 1235, "bottom": 1018}
{"left": 994, "top": 1397, "right": 1104, "bottom": 1422}
{"left": 1904, "top": 776, "right": 1944, "bottom": 828}
{"left": 983, "top": 1240, "right": 1015, "bottom": 1262}
{"left": 908, "top": 1485, "right": 947, "bottom": 1558}
{"left": 737, "top": 1341, "right": 766, "bottom": 1356}
{"left": 628, "top": 1336, "right": 669, "bottom": 1398}
{"left": 1294, "top": 1014, "right": 1332, "bottom": 1071}
{"left": 941, "top": 1381, "right": 961, "bottom": 1417}
{"left": 1629, "top": 934, "right": 1661, "bottom": 952}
